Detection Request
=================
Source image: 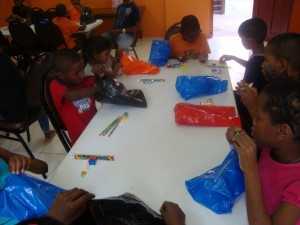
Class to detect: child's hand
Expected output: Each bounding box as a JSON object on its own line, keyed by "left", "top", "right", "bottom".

{"left": 219, "top": 54, "right": 235, "bottom": 63}
{"left": 226, "top": 126, "right": 244, "bottom": 144}
{"left": 198, "top": 53, "right": 208, "bottom": 63}
{"left": 92, "top": 64, "right": 105, "bottom": 77}
{"left": 228, "top": 128, "right": 257, "bottom": 172}
{"left": 160, "top": 201, "right": 185, "bottom": 225}
{"left": 8, "top": 155, "right": 31, "bottom": 174}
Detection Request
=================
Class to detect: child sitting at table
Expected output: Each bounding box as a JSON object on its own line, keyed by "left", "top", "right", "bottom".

{"left": 0, "top": 146, "right": 48, "bottom": 224}
{"left": 226, "top": 80, "right": 300, "bottom": 225}
{"left": 51, "top": 49, "right": 97, "bottom": 145}
{"left": 82, "top": 36, "right": 123, "bottom": 77}
{"left": 53, "top": 3, "right": 86, "bottom": 49}
{"left": 219, "top": 17, "right": 267, "bottom": 92}
{"left": 5, "top": 0, "right": 32, "bottom": 25}
{"left": 168, "top": 15, "right": 211, "bottom": 63}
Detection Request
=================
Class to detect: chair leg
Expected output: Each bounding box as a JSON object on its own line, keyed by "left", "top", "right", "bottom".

{"left": 16, "top": 133, "right": 47, "bottom": 179}
{"left": 132, "top": 47, "right": 138, "bottom": 59}
{"left": 26, "top": 127, "right": 31, "bottom": 142}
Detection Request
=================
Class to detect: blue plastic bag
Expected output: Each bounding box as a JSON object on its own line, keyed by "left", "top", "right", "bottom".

{"left": 176, "top": 76, "right": 228, "bottom": 100}
{"left": 0, "top": 174, "right": 64, "bottom": 221}
{"left": 148, "top": 40, "right": 171, "bottom": 67}
{"left": 185, "top": 148, "right": 245, "bottom": 214}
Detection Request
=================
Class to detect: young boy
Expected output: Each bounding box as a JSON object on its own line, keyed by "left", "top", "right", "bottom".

{"left": 51, "top": 49, "right": 97, "bottom": 145}
{"left": 219, "top": 17, "right": 267, "bottom": 92}
{"left": 5, "top": 0, "right": 31, "bottom": 25}
{"left": 168, "top": 15, "right": 211, "bottom": 63}
{"left": 52, "top": 3, "right": 86, "bottom": 49}
{"left": 102, "top": 0, "right": 141, "bottom": 51}
{"left": 69, "top": 0, "right": 83, "bottom": 23}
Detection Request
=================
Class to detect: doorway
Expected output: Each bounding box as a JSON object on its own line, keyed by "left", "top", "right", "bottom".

{"left": 213, "top": 0, "right": 254, "bottom": 37}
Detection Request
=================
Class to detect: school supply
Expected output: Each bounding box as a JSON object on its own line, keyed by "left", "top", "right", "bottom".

{"left": 185, "top": 148, "right": 245, "bottom": 214}
{"left": 94, "top": 76, "right": 147, "bottom": 108}
{"left": 137, "top": 78, "right": 166, "bottom": 84}
{"left": 99, "top": 112, "right": 128, "bottom": 136}
{"left": 121, "top": 53, "right": 159, "bottom": 75}
{"left": 74, "top": 154, "right": 115, "bottom": 161}
{"left": 174, "top": 103, "right": 241, "bottom": 127}
{"left": 148, "top": 40, "right": 171, "bottom": 67}
{"left": 175, "top": 75, "right": 228, "bottom": 100}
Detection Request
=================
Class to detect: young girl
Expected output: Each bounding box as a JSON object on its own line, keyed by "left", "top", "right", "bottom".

{"left": 83, "top": 36, "right": 122, "bottom": 78}
{"left": 227, "top": 80, "right": 300, "bottom": 225}
{"left": 0, "top": 147, "right": 48, "bottom": 224}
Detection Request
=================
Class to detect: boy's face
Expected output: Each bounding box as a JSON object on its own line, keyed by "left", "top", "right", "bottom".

{"left": 262, "top": 46, "right": 287, "bottom": 82}
{"left": 252, "top": 94, "right": 278, "bottom": 146}
{"left": 14, "top": 0, "right": 24, "bottom": 7}
{"left": 70, "top": 0, "right": 80, "bottom": 6}
{"left": 93, "top": 49, "right": 111, "bottom": 64}
{"left": 58, "top": 59, "right": 85, "bottom": 86}
{"left": 240, "top": 35, "right": 251, "bottom": 50}
{"left": 182, "top": 31, "right": 200, "bottom": 43}
{"left": 123, "top": 0, "right": 131, "bottom": 4}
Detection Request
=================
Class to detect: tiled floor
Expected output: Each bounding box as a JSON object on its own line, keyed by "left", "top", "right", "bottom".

{"left": 0, "top": 0, "right": 253, "bottom": 180}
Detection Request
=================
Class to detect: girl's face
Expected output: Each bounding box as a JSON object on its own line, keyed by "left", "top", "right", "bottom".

{"left": 252, "top": 94, "right": 279, "bottom": 147}
{"left": 93, "top": 49, "right": 111, "bottom": 64}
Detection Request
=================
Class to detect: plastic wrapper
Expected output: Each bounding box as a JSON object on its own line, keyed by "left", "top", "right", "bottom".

{"left": 175, "top": 75, "right": 228, "bottom": 100}
{"left": 185, "top": 148, "right": 245, "bottom": 214}
{"left": 174, "top": 103, "right": 241, "bottom": 127}
{"left": 121, "top": 53, "right": 159, "bottom": 75}
{"left": 0, "top": 174, "right": 64, "bottom": 221}
{"left": 94, "top": 76, "right": 147, "bottom": 108}
{"left": 148, "top": 40, "right": 171, "bottom": 67}
{"left": 86, "top": 193, "right": 166, "bottom": 225}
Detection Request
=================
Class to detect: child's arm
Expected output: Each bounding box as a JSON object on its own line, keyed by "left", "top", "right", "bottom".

{"left": 219, "top": 54, "right": 247, "bottom": 67}
{"left": 63, "top": 87, "right": 96, "bottom": 102}
{"left": 0, "top": 147, "right": 48, "bottom": 174}
{"left": 160, "top": 201, "right": 185, "bottom": 225}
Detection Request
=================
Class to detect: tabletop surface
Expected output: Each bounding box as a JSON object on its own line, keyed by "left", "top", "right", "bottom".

{"left": 49, "top": 60, "right": 248, "bottom": 225}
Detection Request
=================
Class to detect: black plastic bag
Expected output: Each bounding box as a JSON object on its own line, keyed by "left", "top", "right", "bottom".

{"left": 86, "top": 193, "right": 166, "bottom": 225}
{"left": 94, "top": 77, "right": 147, "bottom": 108}
{"left": 80, "top": 5, "right": 96, "bottom": 24}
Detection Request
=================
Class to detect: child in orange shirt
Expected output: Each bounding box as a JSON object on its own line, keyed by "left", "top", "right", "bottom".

{"left": 53, "top": 3, "right": 86, "bottom": 49}
{"left": 168, "top": 15, "right": 211, "bottom": 63}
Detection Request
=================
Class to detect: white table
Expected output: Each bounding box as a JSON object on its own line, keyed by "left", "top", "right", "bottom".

{"left": 0, "top": 24, "right": 35, "bottom": 37}
{"left": 49, "top": 60, "right": 248, "bottom": 225}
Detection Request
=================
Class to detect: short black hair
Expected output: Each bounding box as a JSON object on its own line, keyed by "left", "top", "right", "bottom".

{"left": 54, "top": 49, "right": 82, "bottom": 73}
{"left": 262, "top": 80, "right": 300, "bottom": 138}
{"left": 238, "top": 17, "right": 267, "bottom": 43}
{"left": 55, "top": 4, "right": 67, "bottom": 17}
{"left": 181, "top": 15, "right": 201, "bottom": 34}
{"left": 17, "top": 216, "right": 64, "bottom": 225}
{"left": 267, "top": 33, "right": 300, "bottom": 72}
{"left": 83, "top": 36, "right": 112, "bottom": 63}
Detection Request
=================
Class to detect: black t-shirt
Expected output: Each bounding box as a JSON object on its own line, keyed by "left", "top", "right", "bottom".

{"left": 114, "top": 2, "right": 140, "bottom": 29}
{"left": 0, "top": 52, "right": 25, "bottom": 121}
{"left": 12, "top": 4, "right": 31, "bottom": 21}
{"left": 243, "top": 54, "right": 267, "bottom": 93}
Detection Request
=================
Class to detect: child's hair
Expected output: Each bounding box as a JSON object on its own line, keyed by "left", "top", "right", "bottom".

{"left": 55, "top": 4, "right": 67, "bottom": 17}
{"left": 262, "top": 80, "right": 300, "bottom": 137}
{"left": 238, "top": 17, "right": 267, "bottom": 43}
{"left": 54, "top": 49, "right": 82, "bottom": 73}
{"left": 16, "top": 216, "right": 64, "bottom": 225}
{"left": 267, "top": 33, "right": 300, "bottom": 73}
{"left": 181, "top": 15, "right": 202, "bottom": 34}
{"left": 82, "top": 36, "right": 112, "bottom": 63}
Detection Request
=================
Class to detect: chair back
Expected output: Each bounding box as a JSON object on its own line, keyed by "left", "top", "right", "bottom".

{"left": 35, "top": 20, "right": 68, "bottom": 51}
{"left": 31, "top": 7, "right": 45, "bottom": 24}
{"left": 0, "top": 30, "right": 10, "bottom": 52}
{"left": 44, "top": 8, "right": 57, "bottom": 21}
{"left": 8, "top": 21, "right": 38, "bottom": 50}
{"left": 164, "top": 22, "right": 181, "bottom": 40}
{"left": 40, "top": 53, "right": 71, "bottom": 151}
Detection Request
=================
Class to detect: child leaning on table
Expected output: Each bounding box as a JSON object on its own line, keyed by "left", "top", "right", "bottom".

{"left": 82, "top": 36, "right": 123, "bottom": 77}
{"left": 168, "top": 15, "right": 211, "bottom": 63}
{"left": 0, "top": 147, "right": 48, "bottom": 224}
{"left": 50, "top": 49, "right": 98, "bottom": 145}
{"left": 226, "top": 80, "right": 300, "bottom": 225}
{"left": 219, "top": 17, "right": 267, "bottom": 92}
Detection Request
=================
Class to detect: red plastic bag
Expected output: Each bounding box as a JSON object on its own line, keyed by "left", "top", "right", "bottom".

{"left": 121, "top": 53, "right": 159, "bottom": 75}
{"left": 174, "top": 103, "right": 241, "bottom": 127}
